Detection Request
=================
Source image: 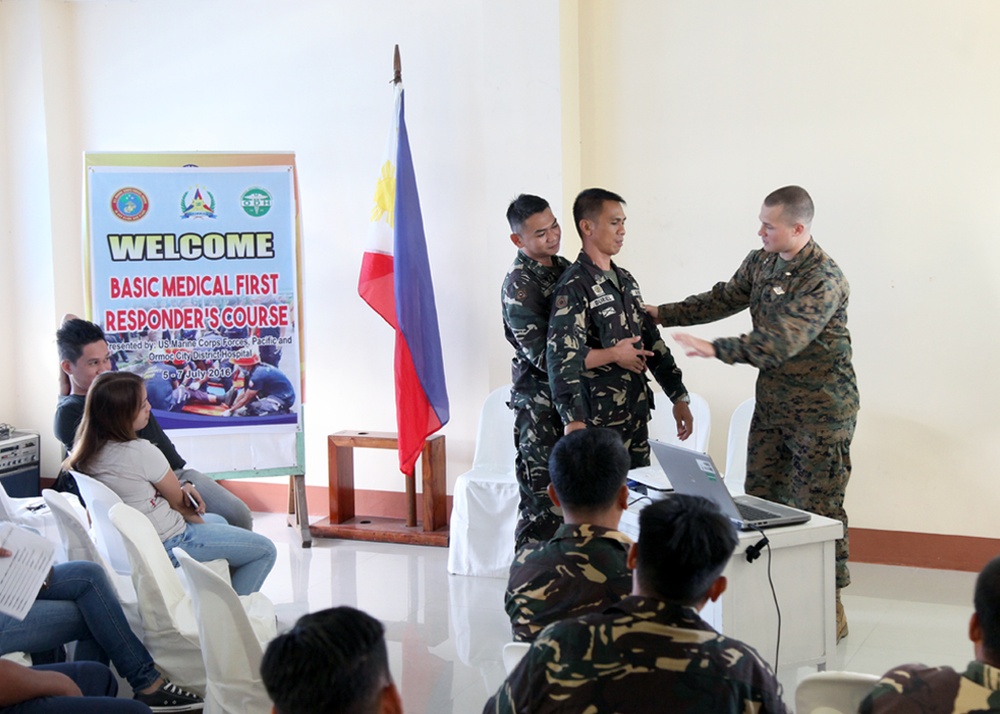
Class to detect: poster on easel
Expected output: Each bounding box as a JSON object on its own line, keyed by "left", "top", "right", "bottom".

{"left": 84, "top": 153, "right": 305, "bottom": 474}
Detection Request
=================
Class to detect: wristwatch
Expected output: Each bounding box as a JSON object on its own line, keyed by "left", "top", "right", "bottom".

{"left": 674, "top": 393, "right": 691, "bottom": 404}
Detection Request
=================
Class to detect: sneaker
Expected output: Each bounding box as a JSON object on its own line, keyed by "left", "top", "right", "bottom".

{"left": 134, "top": 680, "right": 204, "bottom": 712}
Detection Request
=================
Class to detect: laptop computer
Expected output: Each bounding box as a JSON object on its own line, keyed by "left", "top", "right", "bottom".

{"left": 648, "top": 439, "right": 811, "bottom": 531}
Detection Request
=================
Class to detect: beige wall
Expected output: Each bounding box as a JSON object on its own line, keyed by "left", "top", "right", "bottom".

{"left": 570, "top": 0, "right": 1000, "bottom": 538}
{"left": 2, "top": 0, "right": 998, "bottom": 540}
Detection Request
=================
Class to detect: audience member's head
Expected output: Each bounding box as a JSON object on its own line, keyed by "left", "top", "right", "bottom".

{"left": 973, "top": 555, "right": 1000, "bottom": 665}
{"left": 572, "top": 187, "right": 625, "bottom": 238}
{"left": 261, "top": 606, "right": 402, "bottom": 714}
{"left": 548, "top": 428, "right": 629, "bottom": 524}
{"left": 633, "top": 494, "right": 738, "bottom": 606}
{"left": 57, "top": 318, "right": 111, "bottom": 395}
{"left": 64, "top": 371, "right": 144, "bottom": 472}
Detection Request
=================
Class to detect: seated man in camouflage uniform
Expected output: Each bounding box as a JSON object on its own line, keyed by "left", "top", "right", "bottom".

{"left": 504, "top": 427, "right": 633, "bottom": 642}
{"left": 485, "top": 494, "right": 788, "bottom": 714}
{"left": 860, "top": 554, "right": 1000, "bottom": 713}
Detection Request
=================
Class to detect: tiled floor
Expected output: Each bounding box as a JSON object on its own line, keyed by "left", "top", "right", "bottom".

{"left": 257, "top": 512, "right": 979, "bottom": 713}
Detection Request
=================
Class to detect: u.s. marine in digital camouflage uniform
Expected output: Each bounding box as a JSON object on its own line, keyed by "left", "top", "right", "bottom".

{"left": 503, "top": 194, "right": 572, "bottom": 548}
{"left": 651, "top": 186, "right": 859, "bottom": 595}
{"left": 860, "top": 662, "right": 1000, "bottom": 714}
{"left": 505, "top": 522, "right": 632, "bottom": 642}
{"left": 547, "top": 189, "right": 692, "bottom": 468}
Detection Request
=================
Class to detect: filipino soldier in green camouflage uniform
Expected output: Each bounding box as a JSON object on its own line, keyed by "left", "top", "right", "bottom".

{"left": 502, "top": 194, "right": 572, "bottom": 549}
{"left": 547, "top": 188, "right": 693, "bottom": 470}
{"left": 647, "top": 186, "right": 858, "bottom": 638}
{"left": 505, "top": 428, "right": 633, "bottom": 642}
{"left": 860, "top": 555, "right": 1000, "bottom": 713}
{"left": 485, "top": 494, "right": 788, "bottom": 714}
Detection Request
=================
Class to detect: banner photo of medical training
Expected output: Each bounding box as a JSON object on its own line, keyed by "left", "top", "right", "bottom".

{"left": 86, "top": 161, "right": 301, "bottom": 433}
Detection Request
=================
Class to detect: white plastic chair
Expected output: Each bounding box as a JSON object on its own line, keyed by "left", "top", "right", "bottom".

{"left": 108, "top": 502, "right": 275, "bottom": 694}
{"left": 0, "top": 481, "right": 63, "bottom": 560}
{"left": 42, "top": 489, "right": 143, "bottom": 635}
{"left": 108, "top": 501, "right": 205, "bottom": 691}
{"left": 502, "top": 642, "right": 530, "bottom": 674}
{"left": 70, "top": 471, "right": 132, "bottom": 574}
{"left": 648, "top": 391, "right": 712, "bottom": 453}
{"left": 795, "top": 670, "right": 880, "bottom": 714}
{"left": 447, "top": 385, "right": 518, "bottom": 577}
{"left": 724, "top": 397, "right": 755, "bottom": 496}
{"left": 174, "top": 549, "right": 274, "bottom": 714}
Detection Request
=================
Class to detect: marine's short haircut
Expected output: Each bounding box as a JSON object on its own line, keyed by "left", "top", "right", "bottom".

{"left": 572, "top": 188, "right": 626, "bottom": 238}
{"left": 763, "top": 185, "right": 814, "bottom": 226}
{"left": 506, "top": 194, "right": 551, "bottom": 235}
{"left": 56, "top": 319, "right": 107, "bottom": 364}
{"left": 975, "top": 555, "right": 1000, "bottom": 659}
{"left": 261, "top": 606, "right": 390, "bottom": 714}
{"left": 636, "top": 494, "right": 738, "bottom": 605}
{"left": 548, "top": 428, "right": 629, "bottom": 510}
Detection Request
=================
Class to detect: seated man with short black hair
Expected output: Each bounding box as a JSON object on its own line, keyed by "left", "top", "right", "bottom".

{"left": 505, "top": 427, "right": 632, "bottom": 642}
{"left": 261, "top": 606, "right": 402, "bottom": 714}
{"left": 485, "top": 494, "right": 788, "bottom": 714}
{"left": 859, "top": 554, "right": 1000, "bottom": 713}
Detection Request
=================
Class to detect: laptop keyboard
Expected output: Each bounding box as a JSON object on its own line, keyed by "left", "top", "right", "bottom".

{"left": 735, "top": 502, "right": 778, "bottom": 523}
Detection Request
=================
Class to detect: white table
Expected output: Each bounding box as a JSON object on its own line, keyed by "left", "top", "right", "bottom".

{"left": 620, "top": 495, "right": 843, "bottom": 672}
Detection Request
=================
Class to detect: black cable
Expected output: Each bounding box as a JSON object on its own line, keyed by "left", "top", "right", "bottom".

{"left": 750, "top": 525, "right": 781, "bottom": 671}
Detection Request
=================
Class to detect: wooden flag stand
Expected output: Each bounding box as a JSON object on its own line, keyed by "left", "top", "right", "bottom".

{"left": 308, "top": 430, "right": 449, "bottom": 547}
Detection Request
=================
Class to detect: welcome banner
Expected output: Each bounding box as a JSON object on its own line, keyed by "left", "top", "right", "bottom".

{"left": 85, "top": 154, "right": 303, "bottom": 436}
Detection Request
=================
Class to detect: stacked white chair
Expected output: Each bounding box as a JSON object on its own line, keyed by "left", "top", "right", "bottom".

{"left": 42, "top": 488, "right": 142, "bottom": 635}
{"left": 501, "top": 642, "right": 530, "bottom": 675}
{"left": 724, "top": 397, "right": 755, "bottom": 496}
{"left": 108, "top": 502, "right": 276, "bottom": 693}
{"left": 647, "top": 391, "right": 712, "bottom": 452}
{"left": 0, "top": 481, "right": 65, "bottom": 560}
{"left": 795, "top": 670, "right": 880, "bottom": 714}
{"left": 175, "top": 548, "right": 273, "bottom": 714}
{"left": 447, "top": 385, "right": 518, "bottom": 577}
{"left": 70, "top": 471, "right": 132, "bottom": 574}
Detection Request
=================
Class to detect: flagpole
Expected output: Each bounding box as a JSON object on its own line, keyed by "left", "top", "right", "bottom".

{"left": 393, "top": 44, "right": 419, "bottom": 528}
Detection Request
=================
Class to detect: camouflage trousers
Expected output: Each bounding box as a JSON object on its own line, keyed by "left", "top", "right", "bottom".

{"left": 746, "top": 414, "right": 856, "bottom": 589}
{"left": 610, "top": 415, "right": 651, "bottom": 471}
{"left": 586, "top": 378, "right": 652, "bottom": 470}
{"left": 513, "top": 405, "right": 565, "bottom": 551}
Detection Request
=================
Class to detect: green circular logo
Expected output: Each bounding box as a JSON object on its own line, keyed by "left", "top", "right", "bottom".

{"left": 241, "top": 187, "right": 272, "bottom": 217}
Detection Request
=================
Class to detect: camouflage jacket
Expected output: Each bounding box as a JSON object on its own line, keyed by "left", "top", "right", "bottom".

{"left": 485, "top": 596, "right": 788, "bottom": 714}
{"left": 861, "top": 661, "right": 1000, "bottom": 713}
{"left": 503, "top": 251, "right": 572, "bottom": 410}
{"left": 505, "top": 523, "right": 632, "bottom": 642}
{"left": 547, "top": 251, "right": 687, "bottom": 427}
{"left": 655, "top": 239, "right": 858, "bottom": 426}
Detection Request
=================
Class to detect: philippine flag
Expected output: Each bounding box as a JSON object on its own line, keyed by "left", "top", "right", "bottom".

{"left": 359, "top": 82, "right": 449, "bottom": 476}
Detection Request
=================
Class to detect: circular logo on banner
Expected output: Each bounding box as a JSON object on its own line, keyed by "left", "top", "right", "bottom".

{"left": 111, "top": 188, "right": 149, "bottom": 221}
{"left": 241, "top": 187, "right": 272, "bottom": 217}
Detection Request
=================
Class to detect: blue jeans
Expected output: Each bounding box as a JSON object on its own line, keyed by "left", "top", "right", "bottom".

{"left": 0, "top": 562, "right": 159, "bottom": 693}
{"left": 162, "top": 522, "right": 276, "bottom": 595}
{"left": 0, "top": 662, "right": 152, "bottom": 713}
{"left": 176, "top": 467, "right": 254, "bottom": 531}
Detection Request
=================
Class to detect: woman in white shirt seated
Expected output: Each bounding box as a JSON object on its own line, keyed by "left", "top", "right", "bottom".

{"left": 64, "top": 371, "right": 276, "bottom": 595}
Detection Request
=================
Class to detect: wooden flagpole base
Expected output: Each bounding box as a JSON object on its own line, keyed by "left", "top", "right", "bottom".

{"left": 309, "top": 430, "right": 449, "bottom": 547}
